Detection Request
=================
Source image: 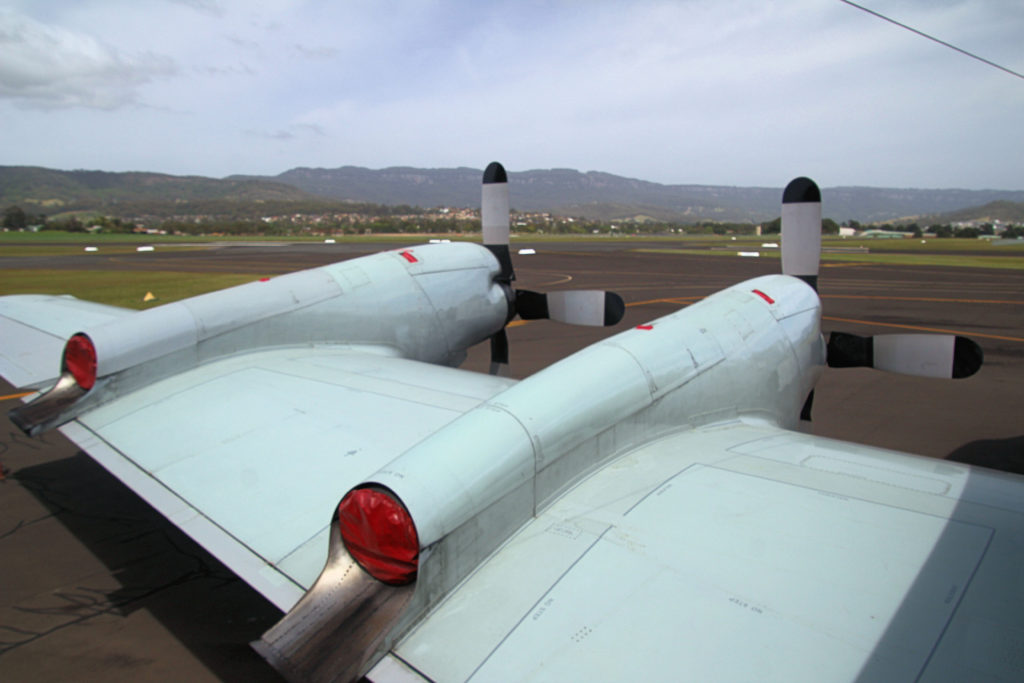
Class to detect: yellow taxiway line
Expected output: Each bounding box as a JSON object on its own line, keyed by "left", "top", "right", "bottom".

{"left": 823, "top": 316, "right": 1024, "bottom": 343}
{"left": 823, "top": 294, "right": 1024, "bottom": 305}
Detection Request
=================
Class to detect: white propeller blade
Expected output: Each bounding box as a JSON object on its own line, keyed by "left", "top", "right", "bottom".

{"left": 781, "top": 177, "right": 822, "bottom": 291}
{"left": 874, "top": 334, "right": 956, "bottom": 378}
{"left": 516, "top": 290, "right": 626, "bottom": 327}
{"left": 547, "top": 291, "right": 615, "bottom": 327}
{"left": 827, "top": 332, "right": 983, "bottom": 379}
{"left": 482, "top": 161, "right": 510, "bottom": 247}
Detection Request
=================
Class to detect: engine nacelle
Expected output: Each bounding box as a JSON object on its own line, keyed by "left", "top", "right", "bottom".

{"left": 378, "top": 274, "right": 822, "bottom": 555}
{"left": 12, "top": 242, "right": 508, "bottom": 435}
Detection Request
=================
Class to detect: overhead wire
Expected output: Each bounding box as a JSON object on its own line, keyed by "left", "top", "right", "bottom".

{"left": 838, "top": 0, "right": 1024, "bottom": 81}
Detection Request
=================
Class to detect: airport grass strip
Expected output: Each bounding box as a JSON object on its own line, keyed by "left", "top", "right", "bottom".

{"left": 0, "top": 270, "right": 260, "bottom": 309}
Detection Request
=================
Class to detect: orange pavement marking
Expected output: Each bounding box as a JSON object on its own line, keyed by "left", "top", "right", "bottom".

{"left": 824, "top": 316, "right": 1024, "bottom": 343}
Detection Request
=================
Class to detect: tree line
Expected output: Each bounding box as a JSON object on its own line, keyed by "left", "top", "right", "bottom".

{"left": 4, "top": 202, "right": 1021, "bottom": 238}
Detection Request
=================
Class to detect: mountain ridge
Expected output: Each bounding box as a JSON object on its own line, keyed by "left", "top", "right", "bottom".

{"left": 233, "top": 166, "right": 1024, "bottom": 223}
{"left": 3, "top": 164, "right": 1023, "bottom": 224}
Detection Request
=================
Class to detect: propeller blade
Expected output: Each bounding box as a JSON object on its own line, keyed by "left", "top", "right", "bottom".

{"left": 478, "top": 161, "right": 626, "bottom": 374}
{"left": 489, "top": 329, "right": 510, "bottom": 376}
{"left": 514, "top": 290, "right": 548, "bottom": 320}
{"left": 516, "top": 290, "right": 625, "bottom": 327}
{"left": 481, "top": 161, "right": 510, "bottom": 246}
{"left": 781, "top": 177, "right": 822, "bottom": 292}
{"left": 800, "top": 390, "right": 815, "bottom": 422}
{"left": 827, "top": 332, "right": 983, "bottom": 379}
{"left": 482, "top": 161, "right": 514, "bottom": 282}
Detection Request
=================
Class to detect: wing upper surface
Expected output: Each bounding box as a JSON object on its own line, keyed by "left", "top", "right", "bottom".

{"left": 389, "top": 421, "right": 1024, "bottom": 682}
{"left": 58, "top": 346, "right": 516, "bottom": 611}
{"left": 0, "top": 295, "right": 133, "bottom": 388}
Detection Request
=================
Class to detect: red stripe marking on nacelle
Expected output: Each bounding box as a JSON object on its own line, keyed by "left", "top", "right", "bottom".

{"left": 400, "top": 250, "right": 418, "bottom": 263}
{"left": 636, "top": 324, "right": 654, "bottom": 330}
{"left": 752, "top": 289, "right": 775, "bottom": 304}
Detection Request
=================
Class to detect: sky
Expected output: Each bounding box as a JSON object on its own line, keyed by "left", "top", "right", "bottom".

{"left": 1, "top": 0, "right": 1022, "bottom": 190}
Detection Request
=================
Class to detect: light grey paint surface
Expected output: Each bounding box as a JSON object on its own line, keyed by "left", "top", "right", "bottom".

{"left": 395, "top": 421, "right": 1021, "bottom": 682}
{"left": 69, "top": 347, "right": 517, "bottom": 610}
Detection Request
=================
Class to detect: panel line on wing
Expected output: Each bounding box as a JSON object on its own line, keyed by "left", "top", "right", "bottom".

{"left": 261, "top": 362, "right": 512, "bottom": 412}
{"left": 621, "top": 462, "right": 703, "bottom": 517}
{"left": 465, "top": 524, "right": 613, "bottom": 683}
{"left": 713, "top": 456, "right": 984, "bottom": 527}
{"left": 907, "top": 524, "right": 996, "bottom": 682}
{"left": 379, "top": 652, "right": 435, "bottom": 683}
{"left": 653, "top": 458, "right": 1001, "bottom": 680}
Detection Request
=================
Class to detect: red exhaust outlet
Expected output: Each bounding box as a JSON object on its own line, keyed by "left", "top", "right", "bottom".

{"left": 337, "top": 487, "right": 419, "bottom": 585}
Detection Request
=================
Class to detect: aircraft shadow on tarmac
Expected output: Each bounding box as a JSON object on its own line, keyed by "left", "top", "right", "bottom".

{"left": 947, "top": 436, "right": 1024, "bottom": 476}
{"left": 9, "top": 451, "right": 284, "bottom": 681}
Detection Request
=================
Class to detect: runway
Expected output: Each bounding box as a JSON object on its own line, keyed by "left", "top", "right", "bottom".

{"left": 2, "top": 240, "right": 1023, "bottom": 681}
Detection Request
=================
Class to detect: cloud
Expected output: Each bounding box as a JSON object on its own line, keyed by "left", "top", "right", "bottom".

{"left": 276, "top": 1, "right": 1023, "bottom": 188}
{"left": 0, "top": 1, "right": 1019, "bottom": 188}
{"left": 291, "top": 44, "right": 340, "bottom": 60}
{"left": 245, "top": 122, "right": 326, "bottom": 141}
{"left": 0, "top": 9, "right": 176, "bottom": 109}
{"left": 166, "top": 0, "right": 224, "bottom": 17}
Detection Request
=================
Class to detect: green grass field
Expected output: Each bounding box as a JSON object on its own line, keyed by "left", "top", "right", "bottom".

{"left": 0, "top": 232, "right": 354, "bottom": 246}
{"left": 0, "top": 245, "right": 201, "bottom": 257}
{"left": 0, "top": 269, "right": 259, "bottom": 309}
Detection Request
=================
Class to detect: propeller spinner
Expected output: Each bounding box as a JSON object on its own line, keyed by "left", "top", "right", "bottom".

{"left": 481, "top": 162, "right": 625, "bottom": 374}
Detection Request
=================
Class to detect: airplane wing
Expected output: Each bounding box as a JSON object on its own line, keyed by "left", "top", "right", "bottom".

{"left": 0, "top": 295, "right": 133, "bottom": 389}
{"left": 378, "top": 419, "right": 1023, "bottom": 682}
{"left": 47, "top": 345, "right": 516, "bottom": 612}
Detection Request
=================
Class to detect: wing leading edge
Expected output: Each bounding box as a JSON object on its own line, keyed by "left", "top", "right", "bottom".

{"left": 57, "top": 346, "right": 516, "bottom": 611}
{"left": 385, "top": 420, "right": 1024, "bottom": 682}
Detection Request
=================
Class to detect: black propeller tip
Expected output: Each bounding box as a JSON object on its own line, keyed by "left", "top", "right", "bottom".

{"left": 483, "top": 162, "right": 507, "bottom": 184}
{"left": 604, "top": 292, "right": 626, "bottom": 326}
{"left": 953, "top": 336, "right": 983, "bottom": 379}
{"left": 783, "top": 177, "right": 821, "bottom": 204}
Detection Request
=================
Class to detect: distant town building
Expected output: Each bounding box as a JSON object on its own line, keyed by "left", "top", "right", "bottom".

{"left": 859, "top": 230, "right": 911, "bottom": 239}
